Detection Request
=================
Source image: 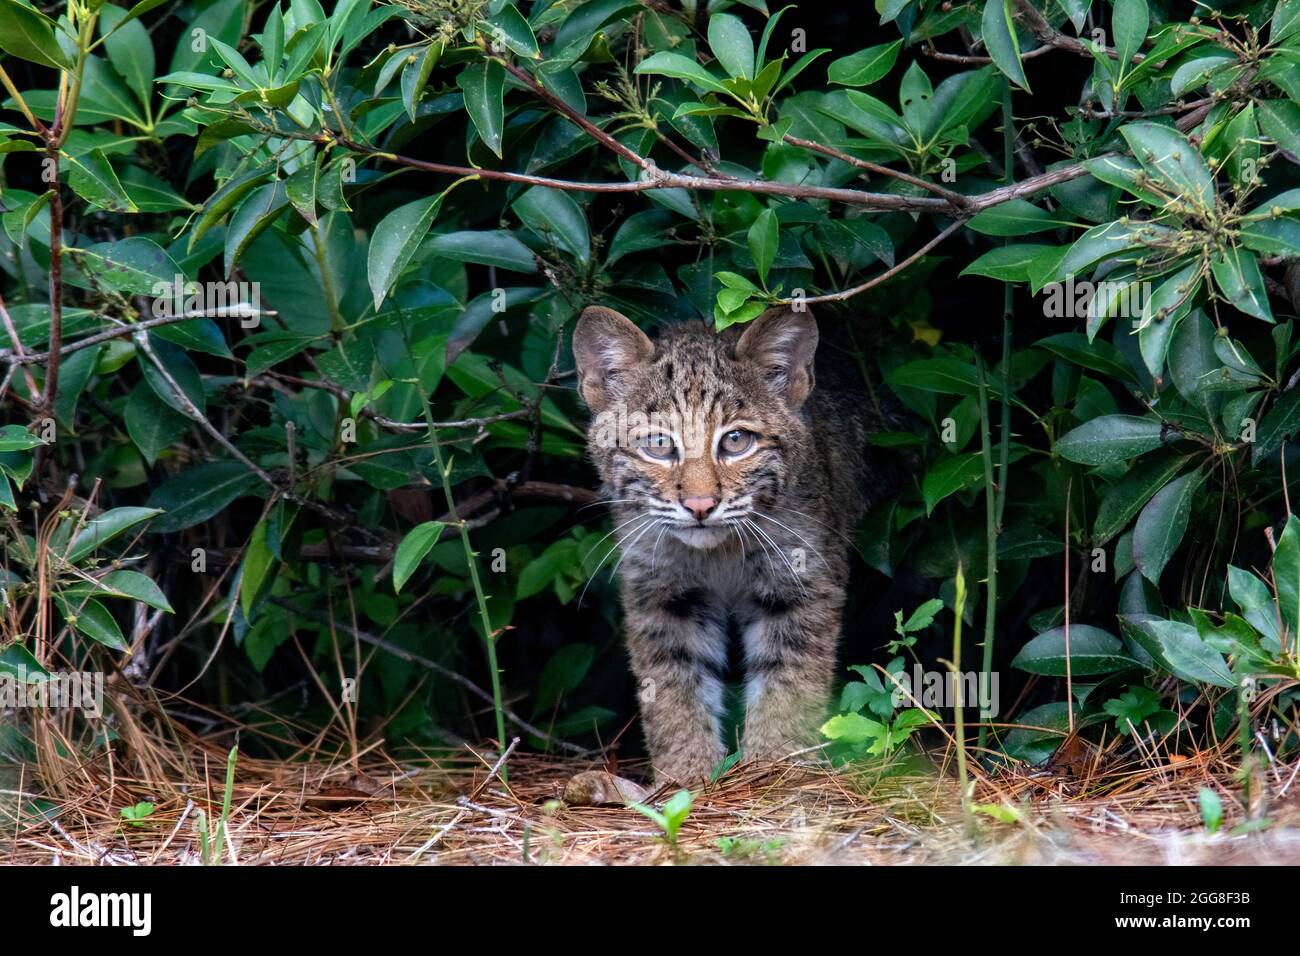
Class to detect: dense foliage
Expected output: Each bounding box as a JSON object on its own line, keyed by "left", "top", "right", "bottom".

{"left": 3, "top": 0, "right": 1300, "bottom": 776}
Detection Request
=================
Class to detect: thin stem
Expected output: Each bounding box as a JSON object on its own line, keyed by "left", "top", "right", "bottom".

{"left": 976, "top": 355, "right": 998, "bottom": 754}
{"left": 952, "top": 566, "right": 973, "bottom": 837}
{"left": 0, "top": 62, "right": 46, "bottom": 134}
{"left": 395, "top": 304, "right": 509, "bottom": 758}
{"left": 41, "top": 151, "right": 63, "bottom": 416}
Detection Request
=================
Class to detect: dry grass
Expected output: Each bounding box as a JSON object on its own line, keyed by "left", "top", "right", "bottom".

{"left": 6, "top": 686, "right": 1300, "bottom": 865}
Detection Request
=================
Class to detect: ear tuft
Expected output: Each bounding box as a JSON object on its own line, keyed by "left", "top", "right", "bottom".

{"left": 572, "top": 306, "right": 655, "bottom": 411}
{"left": 734, "top": 306, "right": 819, "bottom": 408}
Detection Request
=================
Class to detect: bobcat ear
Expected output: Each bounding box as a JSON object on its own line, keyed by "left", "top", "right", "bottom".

{"left": 735, "top": 306, "right": 818, "bottom": 409}
{"left": 573, "top": 306, "right": 655, "bottom": 411}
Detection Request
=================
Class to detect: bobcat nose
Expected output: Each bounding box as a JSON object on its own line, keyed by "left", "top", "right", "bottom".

{"left": 681, "top": 496, "right": 717, "bottom": 521}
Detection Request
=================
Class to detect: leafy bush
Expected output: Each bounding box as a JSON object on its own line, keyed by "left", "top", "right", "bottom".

{"left": 2, "top": 0, "right": 1300, "bottom": 771}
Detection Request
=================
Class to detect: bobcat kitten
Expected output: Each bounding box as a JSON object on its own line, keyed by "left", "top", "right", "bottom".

{"left": 573, "top": 305, "right": 869, "bottom": 784}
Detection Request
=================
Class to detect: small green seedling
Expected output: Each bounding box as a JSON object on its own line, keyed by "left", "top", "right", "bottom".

{"left": 1199, "top": 787, "right": 1223, "bottom": 834}
{"left": 888, "top": 598, "right": 944, "bottom": 654}
{"left": 632, "top": 789, "right": 693, "bottom": 846}
{"left": 119, "top": 802, "right": 155, "bottom": 827}
{"left": 972, "top": 802, "right": 1024, "bottom": 825}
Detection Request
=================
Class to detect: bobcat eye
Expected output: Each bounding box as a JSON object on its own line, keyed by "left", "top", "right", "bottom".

{"left": 637, "top": 433, "right": 677, "bottom": 460}
{"left": 719, "top": 429, "right": 756, "bottom": 456}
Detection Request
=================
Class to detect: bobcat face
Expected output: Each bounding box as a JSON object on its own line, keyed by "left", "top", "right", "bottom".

{"left": 574, "top": 306, "right": 817, "bottom": 549}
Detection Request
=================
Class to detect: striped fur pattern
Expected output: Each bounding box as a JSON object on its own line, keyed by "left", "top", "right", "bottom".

{"left": 574, "top": 305, "right": 868, "bottom": 785}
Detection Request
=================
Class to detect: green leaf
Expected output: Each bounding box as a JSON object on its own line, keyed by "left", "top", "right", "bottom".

{"left": 401, "top": 41, "right": 441, "bottom": 122}
{"left": 1132, "top": 470, "right": 1202, "bottom": 585}
{"left": 634, "top": 51, "right": 729, "bottom": 95}
{"left": 1227, "top": 565, "right": 1282, "bottom": 648}
{"left": 0, "top": 424, "right": 45, "bottom": 452}
{"left": 368, "top": 193, "right": 445, "bottom": 309}
{"left": 1169, "top": 50, "right": 1236, "bottom": 96}
{"left": 224, "top": 181, "right": 289, "bottom": 274}
{"left": 1275, "top": 0, "right": 1300, "bottom": 43}
{"left": 960, "top": 244, "right": 1052, "bottom": 281}
{"left": 1120, "top": 615, "right": 1235, "bottom": 687}
{"left": 981, "top": 0, "right": 1028, "bottom": 91}
{"left": 146, "top": 461, "right": 261, "bottom": 533}
{"left": 1253, "top": 390, "right": 1300, "bottom": 465}
{"left": 1137, "top": 262, "right": 1201, "bottom": 376}
{"left": 66, "top": 148, "right": 138, "bottom": 213}
{"left": 826, "top": 40, "right": 901, "bottom": 86}
{"left": 393, "top": 521, "right": 446, "bottom": 593}
{"left": 536, "top": 644, "right": 595, "bottom": 711}
{"left": 1272, "top": 513, "right": 1300, "bottom": 637}
{"left": 67, "top": 236, "right": 181, "bottom": 296}
{"left": 887, "top": 358, "right": 981, "bottom": 396}
{"left": 99, "top": 2, "right": 155, "bottom": 106}
{"left": 1120, "top": 122, "right": 1213, "bottom": 207}
{"left": 922, "top": 453, "right": 984, "bottom": 514}
{"left": 284, "top": 158, "right": 319, "bottom": 226}
{"left": 1002, "top": 701, "right": 1072, "bottom": 764}
{"left": 747, "top": 207, "right": 778, "bottom": 287}
{"left": 1199, "top": 787, "right": 1223, "bottom": 833}
{"left": 967, "top": 199, "right": 1073, "bottom": 236}
{"left": 1011, "top": 625, "right": 1139, "bottom": 676}
{"left": 188, "top": 165, "right": 272, "bottom": 251}
{"left": 460, "top": 59, "right": 506, "bottom": 157}
{"left": 483, "top": 5, "right": 538, "bottom": 59}
{"left": 1169, "top": 308, "right": 1219, "bottom": 401}
{"left": 1094, "top": 453, "right": 1190, "bottom": 544}
{"left": 239, "top": 518, "right": 277, "bottom": 620}
{"left": 1055, "top": 220, "right": 1166, "bottom": 281}
{"left": 58, "top": 596, "right": 128, "bottom": 651}
{"left": 423, "top": 230, "right": 537, "bottom": 272}
{"left": 706, "top": 12, "right": 755, "bottom": 80}
{"left": 1259, "top": 99, "right": 1300, "bottom": 158}
{"left": 1221, "top": 102, "right": 1259, "bottom": 190}
{"left": 65, "top": 506, "right": 163, "bottom": 563}
{"left": 1054, "top": 415, "right": 1171, "bottom": 465}
{"left": 1112, "top": 0, "right": 1149, "bottom": 73}
{"left": 0, "top": 0, "right": 75, "bottom": 70}
{"left": 820, "top": 711, "right": 886, "bottom": 745}
{"left": 513, "top": 187, "right": 590, "bottom": 264}
{"left": 0, "top": 642, "right": 49, "bottom": 681}
{"left": 1036, "top": 332, "right": 1136, "bottom": 383}
{"left": 1211, "top": 246, "right": 1273, "bottom": 322}
{"left": 140, "top": 336, "right": 204, "bottom": 415}
{"left": 124, "top": 384, "right": 189, "bottom": 465}
{"left": 98, "top": 569, "right": 173, "bottom": 613}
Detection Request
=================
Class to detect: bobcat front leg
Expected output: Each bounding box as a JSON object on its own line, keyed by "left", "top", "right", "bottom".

{"left": 741, "top": 586, "right": 842, "bottom": 762}
{"left": 622, "top": 583, "right": 728, "bottom": 786}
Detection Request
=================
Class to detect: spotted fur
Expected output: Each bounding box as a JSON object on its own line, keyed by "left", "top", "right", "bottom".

{"left": 574, "top": 305, "right": 872, "bottom": 784}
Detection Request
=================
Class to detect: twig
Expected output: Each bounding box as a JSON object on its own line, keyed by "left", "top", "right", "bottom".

{"left": 268, "top": 598, "right": 591, "bottom": 755}
{"left": 788, "top": 219, "right": 965, "bottom": 304}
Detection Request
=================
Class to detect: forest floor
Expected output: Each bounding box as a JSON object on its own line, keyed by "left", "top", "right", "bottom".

{"left": 7, "top": 700, "right": 1300, "bottom": 865}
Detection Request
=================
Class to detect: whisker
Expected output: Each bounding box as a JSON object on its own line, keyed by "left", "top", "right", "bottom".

{"left": 610, "top": 517, "right": 664, "bottom": 579}
{"left": 581, "top": 511, "right": 652, "bottom": 563}
{"left": 745, "top": 518, "right": 809, "bottom": 600}
{"left": 574, "top": 498, "right": 641, "bottom": 514}
{"left": 651, "top": 520, "right": 672, "bottom": 569}
{"left": 578, "top": 514, "right": 655, "bottom": 608}
{"left": 767, "top": 503, "right": 859, "bottom": 548}
{"left": 750, "top": 511, "right": 832, "bottom": 571}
